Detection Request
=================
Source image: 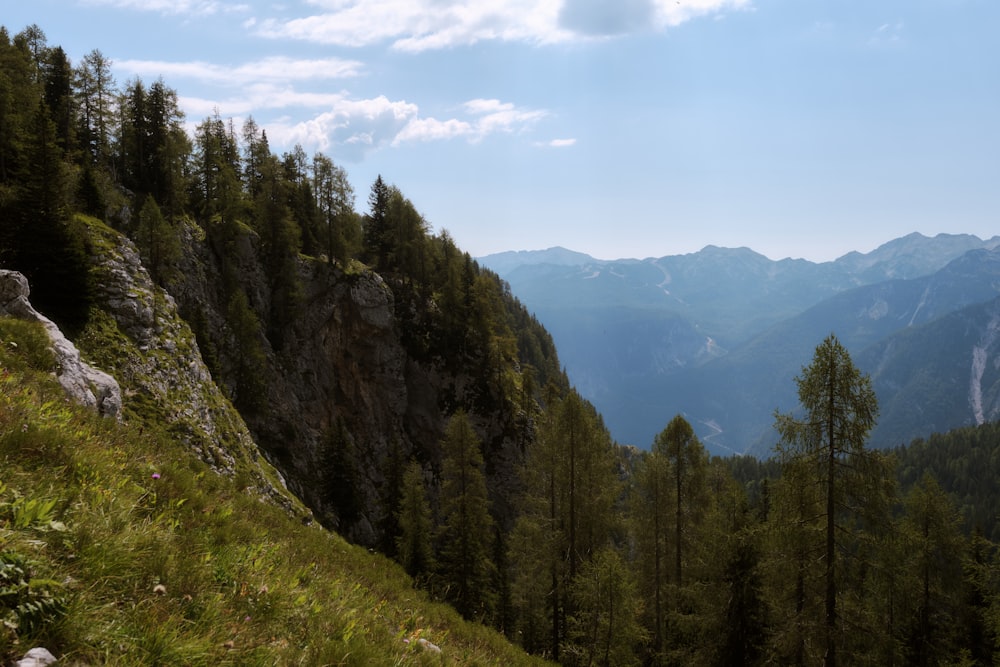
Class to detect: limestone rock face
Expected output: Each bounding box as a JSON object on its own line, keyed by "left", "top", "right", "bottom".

{"left": 154, "top": 223, "right": 529, "bottom": 547}
{"left": 75, "top": 217, "right": 529, "bottom": 547}
{"left": 77, "top": 221, "right": 305, "bottom": 518}
{"left": 0, "top": 269, "right": 122, "bottom": 419}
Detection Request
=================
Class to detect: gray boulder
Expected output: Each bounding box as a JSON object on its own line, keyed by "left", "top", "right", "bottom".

{"left": 0, "top": 269, "right": 122, "bottom": 419}
{"left": 16, "top": 647, "right": 58, "bottom": 666}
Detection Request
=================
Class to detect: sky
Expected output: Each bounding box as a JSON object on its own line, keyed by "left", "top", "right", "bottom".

{"left": 8, "top": 0, "right": 999, "bottom": 262}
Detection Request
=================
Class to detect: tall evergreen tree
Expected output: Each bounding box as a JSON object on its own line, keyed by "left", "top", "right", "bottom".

{"left": 363, "top": 174, "right": 390, "bottom": 268}
{"left": 633, "top": 415, "right": 711, "bottom": 663}
{"left": 396, "top": 460, "right": 436, "bottom": 587}
{"left": 567, "top": 545, "right": 645, "bottom": 667}
{"left": 511, "top": 388, "right": 619, "bottom": 662}
{"left": 322, "top": 417, "right": 362, "bottom": 532}
{"left": 75, "top": 48, "right": 115, "bottom": 168}
{"left": 773, "top": 334, "right": 892, "bottom": 666}
{"left": 42, "top": 45, "right": 74, "bottom": 155}
{"left": 312, "top": 152, "right": 356, "bottom": 264}
{"left": 900, "top": 473, "right": 964, "bottom": 665}
{"left": 135, "top": 194, "right": 180, "bottom": 287}
{"left": 437, "top": 410, "right": 496, "bottom": 620}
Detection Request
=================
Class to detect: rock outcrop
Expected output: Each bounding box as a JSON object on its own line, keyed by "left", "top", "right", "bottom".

{"left": 62, "top": 215, "right": 533, "bottom": 547}
{"left": 150, "top": 218, "right": 532, "bottom": 547}
{"left": 0, "top": 269, "right": 122, "bottom": 419}
{"left": 75, "top": 219, "right": 306, "bottom": 518}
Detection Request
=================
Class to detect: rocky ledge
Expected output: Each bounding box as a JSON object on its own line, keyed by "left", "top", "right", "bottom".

{"left": 0, "top": 269, "right": 122, "bottom": 419}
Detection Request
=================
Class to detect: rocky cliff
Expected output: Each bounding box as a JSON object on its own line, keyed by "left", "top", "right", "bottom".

{"left": 73, "top": 217, "right": 306, "bottom": 517}
{"left": 0, "top": 269, "right": 121, "bottom": 420}
{"left": 77, "top": 215, "right": 535, "bottom": 547}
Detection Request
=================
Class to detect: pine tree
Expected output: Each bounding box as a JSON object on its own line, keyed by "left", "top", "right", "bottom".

{"left": 312, "top": 152, "right": 356, "bottom": 264}
{"left": 322, "top": 417, "right": 361, "bottom": 532}
{"left": 633, "top": 415, "right": 711, "bottom": 663}
{"left": 75, "top": 48, "right": 115, "bottom": 168}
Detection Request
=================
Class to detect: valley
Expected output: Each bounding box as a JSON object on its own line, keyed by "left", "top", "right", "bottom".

{"left": 482, "top": 233, "right": 1000, "bottom": 454}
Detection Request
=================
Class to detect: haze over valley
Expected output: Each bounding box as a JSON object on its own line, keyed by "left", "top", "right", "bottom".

{"left": 482, "top": 232, "right": 1000, "bottom": 454}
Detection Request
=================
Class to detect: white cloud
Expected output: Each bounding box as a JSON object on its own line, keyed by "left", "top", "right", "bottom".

{"left": 115, "top": 56, "right": 364, "bottom": 84}
{"left": 113, "top": 53, "right": 551, "bottom": 161}
{"left": 393, "top": 117, "right": 474, "bottom": 144}
{"left": 82, "top": 0, "right": 249, "bottom": 16}
{"left": 465, "top": 99, "right": 549, "bottom": 138}
{"left": 392, "top": 99, "right": 548, "bottom": 146}
{"left": 254, "top": 0, "right": 751, "bottom": 51}
{"left": 651, "top": 0, "right": 752, "bottom": 29}
{"left": 268, "top": 95, "right": 421, "bottom": 159}
{"left": 546, "top": 138, "right": 577, "bottom": 148}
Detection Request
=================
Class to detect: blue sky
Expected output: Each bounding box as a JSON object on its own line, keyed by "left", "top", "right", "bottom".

{"left": 9, "top": 0, "right": 999, "bottom": 261}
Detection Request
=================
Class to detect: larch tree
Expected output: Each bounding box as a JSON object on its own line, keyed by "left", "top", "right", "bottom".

{"left": 396, "top": 460, "right": 436, "bottom": 588}
{"left": 773, "top": 334, "right": 892, "bottom": 667}
{"left": 436, "top": 410, "right": 496, "bottom": 619}
{"left": 312, "top": 152, "right": 355, "bottom": 264}
{"left": 901, "top": 473, "right": 964, "bottom": 665}
{"left": 633, "top": 415, "right": 710, "bottom": 664}
{"left": 135, "top": 194, "right": 180, "bottom": 287}
{"left": 75, "top": 48, "right": 116, "bottom": 168}
{"left": 567, "top": 545, "right": 646, "bottom": 667}
{"left": 510, "top": 388, "right": 620, "bottom": 661}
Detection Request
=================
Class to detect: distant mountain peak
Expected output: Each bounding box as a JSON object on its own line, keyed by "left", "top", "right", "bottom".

{"left": 478, "top": 247, "right": 600, "bottom": 274}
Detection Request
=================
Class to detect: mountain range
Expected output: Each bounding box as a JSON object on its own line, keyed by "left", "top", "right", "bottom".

{"left": 481, "top": 233, "right": 1000, "bottom": 455}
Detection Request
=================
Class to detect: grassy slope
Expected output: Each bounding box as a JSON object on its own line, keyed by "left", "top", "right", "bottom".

{"left": 0, "top": 317, "right": 549, "bottom": 666}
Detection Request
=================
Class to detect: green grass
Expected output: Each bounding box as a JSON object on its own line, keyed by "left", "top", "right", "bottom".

{"left": 0, "top": 319, "right": 550, "bottom": 666}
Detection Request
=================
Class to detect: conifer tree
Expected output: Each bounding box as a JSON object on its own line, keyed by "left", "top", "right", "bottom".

{"left": 900, "top": 473, "right": 964, "bottom": 665}
{"left": 75, "top": 48, "right": 115, "bottom": 168}
{"left": 633, "top": 415, "right": 711, "bottom": 663}
{"left": 567, "top": 545, "right": 645, "bottom": 667}
{"left": 312, "top": 152, "right": 356, "bottom": 264}
{"left": 511, "top": 388, "right": 619, "bottom": 661}
{"left": 322, "top": 417, "right": 361, "bottom": 532}
{"left": 363, "top": 174, "right": 391, "bottom": 268}
{"left": 773, "top": 334, "right": 892, "bottom": 666}
{"left": 42, "top": 45, "right": 74, "bottom": 155}
{"left": 437, "top": 411, "right": 496, "bottom": 619}
{"left": 396, "top": 460, "right": 435, "bottom": 587}
{"left": 135, "top": 194, "right": 180, "bottom": 287}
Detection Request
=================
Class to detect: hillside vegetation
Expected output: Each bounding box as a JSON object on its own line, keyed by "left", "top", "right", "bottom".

{"left": 0, "top": 316, "right": 549, "bottom": 665}
{"left": 6, "top": 22, "right": 1000, "bottom": 667}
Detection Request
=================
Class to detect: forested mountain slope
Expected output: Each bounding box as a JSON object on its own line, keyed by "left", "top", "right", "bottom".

{"left": 0, "top": 290, "right": 549, "bottom": 665}
{"left": 677, "top": 248, "right": 1000, "bottom": 454}
{"left": 6, "top": 22, "right": 1000, "bottom": 667}
{"left": 483, "top": 238, "right": 1000, "bottom": 452}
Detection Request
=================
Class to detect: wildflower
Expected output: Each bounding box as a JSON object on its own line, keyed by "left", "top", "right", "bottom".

{"left": 151, "top": 473, "right": 161, "bottom": 480}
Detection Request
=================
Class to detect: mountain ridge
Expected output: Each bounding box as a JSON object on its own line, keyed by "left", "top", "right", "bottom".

{"left": 480, "top": 233, "right": 1000, "bottom": 452}
{"left": 483, "top": 232, "right": 1000, "bottom": 268}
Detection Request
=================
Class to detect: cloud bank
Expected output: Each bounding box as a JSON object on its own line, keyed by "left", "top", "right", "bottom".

{"left": 83, "top": 0, "right": 249, "bottom": 16}
{"left": 254, "top": 0, "right": 752, "bottom": 51}
{"left": 115, "top": 54, "right": 553, "bottom": 161}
